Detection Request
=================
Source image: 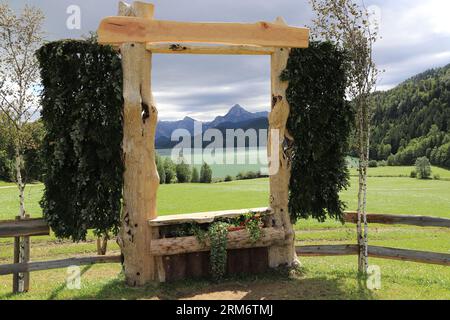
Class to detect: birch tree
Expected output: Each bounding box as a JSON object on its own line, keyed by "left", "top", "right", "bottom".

{"left": 308, "top": 0, "right": 380, "bottom": 273}
{"left": 0, "top": 3, "right": 44, "bottom": 292}
{"left": 0, "top": 3, "right": 45, "bottom": 217}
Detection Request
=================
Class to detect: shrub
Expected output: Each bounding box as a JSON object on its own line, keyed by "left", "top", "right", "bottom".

{"left": 157, "top": 161, "right": 166, "bottom": 184}
{"left": 236, "top": 171, "right": 259, "bottom": 180}
{"left": 244, "top": 171, "right": 258, "bottom": 180}
{"left": 224, "top": 175, "right": 233, "bottom": 182}
{"left": 377, "top": 160, "right": 387, "bottom": 167}
{"left": 415, "top": 156, "right": 432, "bottom": 179}
{"left": 176, "top": 160, "right": 191, "bottom": 183}
{"left": 191, "top": 167, "right": 200, "bottom": 183}
{"left": 368, "top": 160, "right": 378, "bottom": 168}
{"left": 163, "top": 158, "right": 176, "bottom": 184}
{"left": 156, "top": 154, "right": 166, "bottom": 184}
{"left": 387, "top": 154, "right": 397, "bottom": 166}
{"left": 434, "top": 174, "right": 441, "bottom": 180}
{"left": 200, "top": 162, "right": 212, "bottom": 183}
{"left": 410, "top": 171, "right": 417, "bottom": 178}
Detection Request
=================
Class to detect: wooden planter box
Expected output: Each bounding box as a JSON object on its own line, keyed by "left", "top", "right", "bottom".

{"left": 148, "top": 208, "right": 287, "bottom": 281}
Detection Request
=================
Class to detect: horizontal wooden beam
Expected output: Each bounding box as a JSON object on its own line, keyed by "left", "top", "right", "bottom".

{"left": 150, "top": 227, "right": 285, "bottom": 256}
{"left": 367, "top": 246, "right": 450, "bottom": 266}
{"left": 344, "top": 212, "right": 450, "bottom": 228}
{"left": 0, "top": 255, "right": 121, "bottom": 275}
{"left": 98, "top": 17, "right": 309, "bottom": 48}
{"left": 296, "top": 245, "right": 450, "bottom": 266}
{"left": 145, "top": 43, "right": 275, "bottom": 55}
{"left": 149, "top": 207, "right": 272, "bottom": 227}
{"left": 296, "top": 245, "right": 359, "bottom": 256}
{"left": 0, "top": 218, "right": 50, "bottom": 238}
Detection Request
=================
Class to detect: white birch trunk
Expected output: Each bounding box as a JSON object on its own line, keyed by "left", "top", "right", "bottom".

{"left": 357, "top": 97, "right": 369, "bottom": 274}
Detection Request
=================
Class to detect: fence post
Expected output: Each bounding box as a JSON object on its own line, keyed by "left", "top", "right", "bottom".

{"left": 22, "top": 215, "right": 30, "bottom": 292}
{"left": 12, "top": 215, "right": 30, "bottom": 293}
{"left": 12, "top": 216, "right": 20, "bottom": 293}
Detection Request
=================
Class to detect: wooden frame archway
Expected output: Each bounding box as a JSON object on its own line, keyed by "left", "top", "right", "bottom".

{"left": 98, "top": 1, "right": 309, "bottom": 285}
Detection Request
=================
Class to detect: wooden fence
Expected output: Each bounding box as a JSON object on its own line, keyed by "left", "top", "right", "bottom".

{"left": 0, "top": 215, "right": 50, "bottom": 293}
{"left": 1, "top": 211, "right": 449, "bottom": 294}
{"left": 296, "top": 212, "right": 450, "bottom": 266}
{"left": 0, "top": 216, "right": 120, "bottom": 293}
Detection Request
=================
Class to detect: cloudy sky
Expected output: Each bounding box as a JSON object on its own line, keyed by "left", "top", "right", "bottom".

{"left": 9, "top": 0, "right": 450, "bottom": 121}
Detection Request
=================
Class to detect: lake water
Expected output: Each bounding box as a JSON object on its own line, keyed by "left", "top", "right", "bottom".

{"left": 157, "top": 148, "right": 359, "bottom": 179}
{"left": 157, "top": 147, "right": 268, "bottom": 179}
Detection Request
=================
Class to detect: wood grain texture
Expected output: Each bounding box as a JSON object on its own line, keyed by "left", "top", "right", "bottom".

{"left": 148, "top": 207, "right": 272, "bottom": 227}
{"left": 117, "top": 1, "right": 160, "bottom": 286}
{"left": 267, "top": 17, "right": 298, "bottom": 268}
{"left": 162, "top": 248, "right": 268, "bottom": 281}
{"left": 344, "top": 212, "right": 450, "bottom": 228}
{"left": 0, "top": 218, "right": 49, "bottom": 238}
{"left": 98, "top": 16, "right": 309, "bottom": 48}
{"left": 0, "top": 255, "right": 121, "bottom": 275}
{"left": 297, "top": 245, "right": 359, "bottom": 256}
{"left": 296, "top": 245, "right": 450, "bottom": 266}
{"left": 146, "top": 43, "right": 275, "bottom": 55}
{"left": 150, "top": 227, "right": 285, "bottom": 256}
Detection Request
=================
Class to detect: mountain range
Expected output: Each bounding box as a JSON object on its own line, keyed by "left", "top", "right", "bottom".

{"left": 156, "top": 104, "right": 269, "bottom": 149}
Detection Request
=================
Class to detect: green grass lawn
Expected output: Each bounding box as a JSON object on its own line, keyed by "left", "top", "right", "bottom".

{"left": 0, "top": 165, "right": 449, "bottom": 300}
{"left": 349, "top": 165, "right": 450, "bottom": 180}
{"left": 2, "top": 170, "right": 450, "bottom": 221}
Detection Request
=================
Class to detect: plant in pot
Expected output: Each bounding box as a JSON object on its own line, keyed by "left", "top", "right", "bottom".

{"left": 227, "top": 211, "right": 264, "bottom": 243}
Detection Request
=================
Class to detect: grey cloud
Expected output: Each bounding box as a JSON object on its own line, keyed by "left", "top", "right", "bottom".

{"left": 7, "top": 0, "right": 450, "bottom": 119}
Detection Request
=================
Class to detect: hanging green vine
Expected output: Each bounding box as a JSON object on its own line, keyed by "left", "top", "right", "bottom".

{"left": 282, "top": 41, "right": 353, "bottom": 223}
{"left": 37, "top": 40, "right": 123, "bottom": 241}
{"left": 208, "top": 222, "right": 229, "bottom": 281}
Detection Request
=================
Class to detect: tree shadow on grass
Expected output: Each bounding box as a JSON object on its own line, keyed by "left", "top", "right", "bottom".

{"left": 74, "top": 269, "right": 375, "bottom": 300}
{"left": 47, "top": 265, "right": 93, "bottom": 300}
{"left": 0, "top": 265, "right": 94, "bottom": 300}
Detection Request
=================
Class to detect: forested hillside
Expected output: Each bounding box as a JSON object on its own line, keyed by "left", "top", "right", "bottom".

{"left": 370, "top": 63, "right": 450, "bottom": 168}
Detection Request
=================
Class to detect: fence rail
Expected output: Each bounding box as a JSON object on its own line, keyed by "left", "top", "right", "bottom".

{"left": 0, "top": 255, "right": 121, "bottom": 276}
{"left": 344, "top": 212, "right": 450, "bottom": 228}
{"left": 296, "top": 212, "right": 450, "bottom": 267}
{"left": 0, "top": 211, "right": 449, "bottom": 294}
{"left": 296, "top": 245, "right": 450, "bottom": 266}
{"left": 0, "top": 218, "right": 49, "bottom": 238}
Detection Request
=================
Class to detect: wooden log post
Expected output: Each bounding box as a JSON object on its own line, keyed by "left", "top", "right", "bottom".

{"left": 267, "top": 17, "right": 298, "bottom": 268}
{"left": 12, "top": 222, "right": 20, "bottom": 293}
{"left": 117, "top": 1, "right": 161, "bottom": 286}
{"left": 13, "top": 215, "right": 30, "bottom": 293}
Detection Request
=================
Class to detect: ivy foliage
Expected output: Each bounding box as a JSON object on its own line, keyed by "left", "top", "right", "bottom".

{"left": 37, "top": 40, "right": 123, "bottom": 241}
{"left": 208, "top": 222, "right": 229, "bottom": 282}
{"left": 282, "top": 41, "right": 353, "bottom": 223}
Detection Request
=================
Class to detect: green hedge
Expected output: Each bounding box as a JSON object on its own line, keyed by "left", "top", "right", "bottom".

{"left": 282, "top": 42, "right": 353, "bottom": 223}
{"left": 37, "top": 40, "right": 123, "bottom": 241}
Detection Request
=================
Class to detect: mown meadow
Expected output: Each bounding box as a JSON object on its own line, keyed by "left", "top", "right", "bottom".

{"left": 0, "top": 166, "right": 449, "bottom": 299}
